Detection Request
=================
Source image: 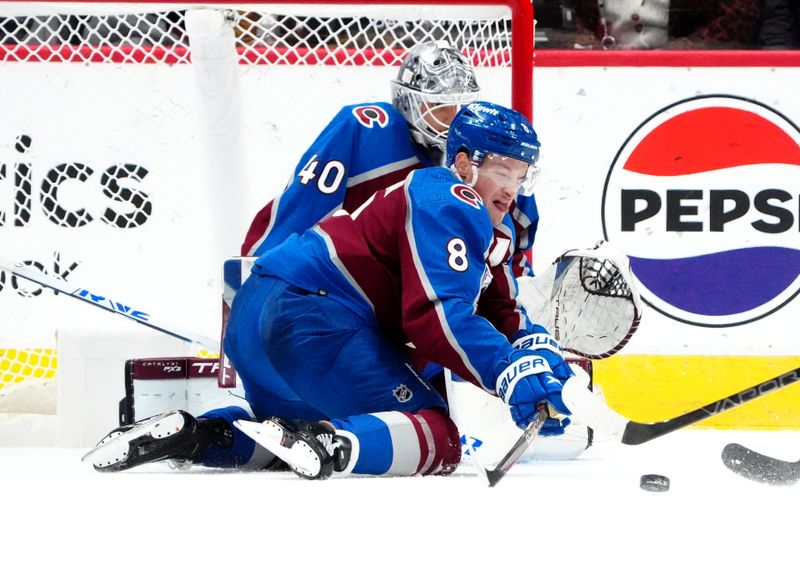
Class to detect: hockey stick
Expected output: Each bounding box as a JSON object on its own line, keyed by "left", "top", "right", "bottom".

{"left": 472, "top": 407, "right": 549, "bottom": 487}
{"left": 0, "top": 256, "right": 218, "bottom": 351}
{"left": 444, "top": 368, "right": 551, "bottom": 487}
{"left": 721, "top": 443, "right": 800, "bottom": 486}
{"left": 451, "top": 242, "right": 640, "bottom": 486}
{"left": 563, "top": 366, "right": 800, "bottom": 445}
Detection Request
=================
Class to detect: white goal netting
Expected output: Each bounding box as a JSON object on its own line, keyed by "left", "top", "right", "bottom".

{"left": 0, "top": 1, "right": 532, "bottom": 441}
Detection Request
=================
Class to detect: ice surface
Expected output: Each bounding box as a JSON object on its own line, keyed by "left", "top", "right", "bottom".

{"left": 3, "top": 429, "right": 799, "bottom": 566}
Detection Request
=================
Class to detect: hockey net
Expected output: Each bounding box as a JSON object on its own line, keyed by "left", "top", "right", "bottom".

{"left": 0, "top": 1, "right": 532, "bottom": 442}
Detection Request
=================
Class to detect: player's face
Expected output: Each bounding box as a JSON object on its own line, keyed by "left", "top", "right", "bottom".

{"left": 420, "top": 102, "right": 459, "bottom": 133}
{"left": 473, "top": 153, "right": 531, "bottom": 224}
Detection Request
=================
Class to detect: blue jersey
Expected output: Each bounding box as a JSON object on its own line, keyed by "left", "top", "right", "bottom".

{"left": 242, "top": 102, "right": 433, "bottom": 256}
{"left": 509, "top": 194, "right": 539, "bottom": 277}
{"left": 252, "top": 166, "right": 536, "bottom": 393}
{"left": 241, "top": 100, "right": 539, "bottom": 275}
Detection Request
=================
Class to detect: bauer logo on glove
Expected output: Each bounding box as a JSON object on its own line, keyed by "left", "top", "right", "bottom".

{"left": 512, "top": 332, "right": 560, "bottom": 353}
{"left": 495, "top": 352, "right": 571, "bottom": 431}
{"left": 496, "top": 356, "right": 550, "bottom": 401}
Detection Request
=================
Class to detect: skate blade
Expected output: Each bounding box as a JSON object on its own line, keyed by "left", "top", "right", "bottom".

{"left": 234, "top": 419, "right": 321, "bottom": 478}
{"left": 82, "top": 412, "right": 186, "bottom": 469}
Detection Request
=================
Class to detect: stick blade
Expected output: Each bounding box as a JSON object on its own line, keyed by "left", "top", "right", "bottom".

{"left": 480, "top": 408, "right": 549, "bottom": 488}
{"left": 721, "top": 443, "right": 800, "bottom": 486}
{"left": 620, "top": 420, "right": 676, "bottom": 445}
{"left": 485, "top": 468, "right": 505, "bottom": 488}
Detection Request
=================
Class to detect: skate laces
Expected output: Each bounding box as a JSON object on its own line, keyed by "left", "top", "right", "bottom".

{"left": 315, "top": 432, "right": 337, "bottom": 456}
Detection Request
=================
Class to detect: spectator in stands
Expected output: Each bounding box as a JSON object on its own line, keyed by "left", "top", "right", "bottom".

{"left": 555, "top": 0, "right": 760, "bottom": 49}
{"left": 758, "top": 0, "right": 800, "bottom": 48}
{"left": 532, "top": 0, "right": 582, "bottom": 48}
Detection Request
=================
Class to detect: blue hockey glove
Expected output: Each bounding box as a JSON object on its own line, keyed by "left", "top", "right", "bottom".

{"left": 510, "top": 326, "right": 574, "bottom": 434}
{"left": 496, "top": 354, "right": 571, "bottom": 432}
{"left": 512, "top": 325, "right": 574, "bottom": 382}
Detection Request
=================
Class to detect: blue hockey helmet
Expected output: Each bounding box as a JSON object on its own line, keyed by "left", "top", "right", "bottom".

{"left": 445, "top": 101, "right": 541, "bottom": 195}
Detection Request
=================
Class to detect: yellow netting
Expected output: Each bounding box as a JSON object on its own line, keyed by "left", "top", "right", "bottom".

{"left": 0, "top": 348, "right": 58, "bottom": 389}
{"left": 0, "top": 349, "right": 58, "bottom": 414}
{"left": 194, "top": 349, "right": 220, "bottom": 359}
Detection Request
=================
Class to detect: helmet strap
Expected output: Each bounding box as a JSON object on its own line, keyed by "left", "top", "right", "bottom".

{"left": 451, "top": 151, "right": 478, "bottom": 187}
{"left": 450, "top": 163, "right": 476, "bottom": 188}
{"left": 469, "top": 164, "right": 480, "bottom": 188}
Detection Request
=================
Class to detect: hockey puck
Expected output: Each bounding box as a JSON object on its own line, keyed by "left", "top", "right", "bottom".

{"left": 640, "top": 474, "right": 670, "bottom": 492}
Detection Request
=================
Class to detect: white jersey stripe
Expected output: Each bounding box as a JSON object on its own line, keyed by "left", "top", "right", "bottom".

{"left": 346, "top": 156, "right": 419, "bottom": 188}
{"left": 412, "top": 413, "right": 438, "bottom": 475}
{"left": 373, "top": 411, "right": 422, "bottom": 475}
{"left": 512, "top": 204, "right": 531, "bottom": 248}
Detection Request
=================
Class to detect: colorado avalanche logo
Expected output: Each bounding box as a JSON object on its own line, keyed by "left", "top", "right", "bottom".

{"left": 451, "top": 184, "right": 483, "bottom": 209}
{"left": 603, "top": 95, "right": 800, "bottom": 327}
{"left": 352, "top": 105, "right": 390, "bottom": 128}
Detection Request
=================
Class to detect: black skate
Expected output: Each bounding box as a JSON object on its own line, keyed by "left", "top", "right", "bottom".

{"left": 82, "top": 410, "right": 232, "bottom": 472}
{"left": 234, "top": 417, "right": 351, "bottom": 480}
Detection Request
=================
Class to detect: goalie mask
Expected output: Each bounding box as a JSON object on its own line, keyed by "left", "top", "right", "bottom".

{"left": 445, "top": 101, "right": 541, "bottom": 196}
{"left": 391, "top": 41, "right": 480, "bottom": 158}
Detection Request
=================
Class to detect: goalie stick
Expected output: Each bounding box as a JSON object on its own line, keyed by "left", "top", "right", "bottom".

{"left": 563, "top": 366, "right": 800, "bottom": 445}
{"left": 0, "top": 256, "right": 218, "bottom": 351}
{"left": 721, "top": 443, "right": 800, "bottom": 486}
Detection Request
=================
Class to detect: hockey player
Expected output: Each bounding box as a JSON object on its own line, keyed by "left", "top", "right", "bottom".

{"left": 84, "top": 102, "right": 573, "bottom": 480}
{"left": 240, "top": 40, "right": 538, "bottom": 279}
{"left": 240, "top": 40, "right": 479, "bottom": 258}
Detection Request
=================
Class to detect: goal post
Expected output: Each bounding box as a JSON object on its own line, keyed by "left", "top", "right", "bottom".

{"left": 0, "top": 0, "right": 534, "bottom": 445}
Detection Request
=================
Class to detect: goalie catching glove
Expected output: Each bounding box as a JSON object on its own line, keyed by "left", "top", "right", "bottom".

{"left": 496, "top": 325, "right": 573, "bottom": 434}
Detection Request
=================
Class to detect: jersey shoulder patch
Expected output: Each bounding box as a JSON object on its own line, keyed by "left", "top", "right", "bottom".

{"left": 408, "top": 168, "right": 487, "bottom": 215}
{"left": 406, "top": 168, "right": 493, "bottom": 243}
{"left": 352, "top": 104, "right": 391, "bottom": 128}
{"left": 450, "top": 184, "right": 483, "bottom": 210}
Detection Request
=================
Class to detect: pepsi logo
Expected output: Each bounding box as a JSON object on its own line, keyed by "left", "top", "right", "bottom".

{"left": 602, "top": 95, "right": 800, "bottom": 327}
